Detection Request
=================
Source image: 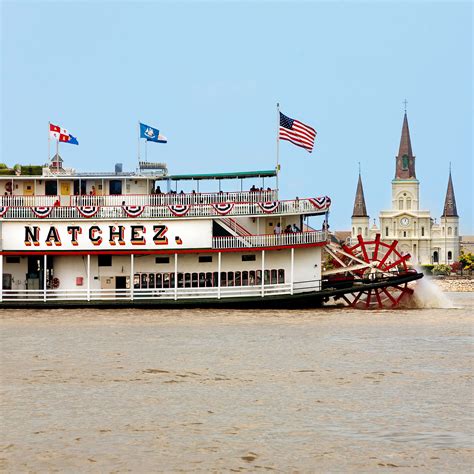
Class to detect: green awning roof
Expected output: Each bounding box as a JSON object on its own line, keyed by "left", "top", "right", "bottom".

{"left": 162, "top": 170, "right": 277, "bottom": 181}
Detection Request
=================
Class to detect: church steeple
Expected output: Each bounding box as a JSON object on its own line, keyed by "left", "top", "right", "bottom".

{"left": 395, "top": 113, "right": 416, "bottom": 180}
{"left": 442, "top": 170, "right": 458, "bottom": 217}
{"left": 352, "top": 173, "right": 368, "bottom": 218}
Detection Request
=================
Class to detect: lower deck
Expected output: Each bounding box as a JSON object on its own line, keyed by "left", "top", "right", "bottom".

{"left": 0, "top": 247, "right": 323, "bottom": 305}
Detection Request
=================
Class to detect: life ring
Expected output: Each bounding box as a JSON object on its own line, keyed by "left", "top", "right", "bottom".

{"left": 5, "top": 182, "right": 12, "bottom": 193}
{"left": 51, "top": 277, "right": 60, "bottom": 289}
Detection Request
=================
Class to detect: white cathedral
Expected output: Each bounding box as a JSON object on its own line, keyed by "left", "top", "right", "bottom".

{"left": 351, "top": 112, "right": 460, "bottom": 265}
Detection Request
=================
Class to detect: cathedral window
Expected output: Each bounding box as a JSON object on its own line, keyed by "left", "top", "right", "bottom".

{"left": 357, "top": 227, "right": 362, "bottom": 235}
{"left": 421, "top": 227, "right": 425, "bottom": 237}
{"left": 448, "top": 227, "right": 452, "bottom": 236}
{"left": 455, "top": 227, "right": 458, "bottom": 236}
{"left": 402, "top": 155, "right": 409, "bottom": 170}
{"left": 448, "top": 251, "right": 452, "bottom": 261}
{"left": 385, "top": 227, "right": 389, "bottom": 237}
{"left": 406, "top": 198, "right": 411, "bottom": 209}
{"left": 399, "top": 199, "right": 403, "bottom": 210}
{"left": 364, "top": 228, "right": 368, "bottom": 237}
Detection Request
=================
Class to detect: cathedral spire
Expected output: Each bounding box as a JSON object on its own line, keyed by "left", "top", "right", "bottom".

{"left": 395, "top": 112, "right": 416, "bottom": 180}
{"left": 441, "top": 169, "right": 458, "bottom": 217}
{"left": 352, "top": 172, "right": 368, "bottom": 217}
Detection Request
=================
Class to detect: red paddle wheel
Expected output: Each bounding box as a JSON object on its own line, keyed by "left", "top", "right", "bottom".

{"left": 323, "top": 234, "right": 416, "bottom": 309}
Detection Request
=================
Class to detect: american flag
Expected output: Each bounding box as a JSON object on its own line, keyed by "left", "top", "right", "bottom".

{"left": 279, "top": 112, "right": 316, "bottom": 153}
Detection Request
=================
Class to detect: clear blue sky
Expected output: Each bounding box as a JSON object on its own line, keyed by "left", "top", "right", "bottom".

{"left": 1, "top": 1, "right": 472, "bottom": 233}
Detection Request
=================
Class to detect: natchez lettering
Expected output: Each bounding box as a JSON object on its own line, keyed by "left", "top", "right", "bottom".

{"left": 24, "top": 225, "right": 172, "bottom": 247}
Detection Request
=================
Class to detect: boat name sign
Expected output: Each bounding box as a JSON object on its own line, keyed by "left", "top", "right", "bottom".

{"left": 0, "top": 221, "right": 212, "bottom": 251}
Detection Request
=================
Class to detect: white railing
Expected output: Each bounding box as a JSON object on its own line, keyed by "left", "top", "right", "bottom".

{"left": 0, "top": 195, "right": 59, "bottom": 207}
{"left": 212, "top": 231, "right": 327, "bottom": 249}
{"left": 0, "top": 280, "right": 321, "bottom": 303}
{"left": 1, "top": 198, "right": 329, "bottom": 220}
{"left": 70, "top": 190, "right": 278, "bottom": 207}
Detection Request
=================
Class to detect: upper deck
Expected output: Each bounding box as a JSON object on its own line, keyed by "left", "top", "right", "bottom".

{"left": 0, "top": 161, "right": 331, "bottom": 220}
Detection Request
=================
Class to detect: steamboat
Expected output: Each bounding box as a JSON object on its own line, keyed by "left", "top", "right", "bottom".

{"left": 0, "top": 157, "right": 422, "bottom": 309}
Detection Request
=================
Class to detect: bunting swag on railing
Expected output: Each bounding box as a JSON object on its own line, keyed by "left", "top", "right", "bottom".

{"left": 77, "top": 206, "right": 100, "bottom": 218}
{"left": 309, "top": 196, "right": 331, "bottom": 210}
{"left": 257, "top": 201, "right": 279, "bottom": 213}
{"left": 31, "top": 206, "right": 53, "bottom": 218}
{"left": 168, "top": 204, "right": 191, "bottom": 217}
{"left": 212, "top": 203, "right": 235, "bottom": 215}
{"left": 122, "top": 205, "right": 145, "bottom": 218}
{"left": 0, "top": 206, "right": 8, "bottom": 217}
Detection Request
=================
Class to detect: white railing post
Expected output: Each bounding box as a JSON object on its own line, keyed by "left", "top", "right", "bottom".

{"left": 130, "top": 254, "right": 134, "bottom": 301}
{"left": 87, "top": 254, "right": 91, "bottom": 302}
{"left": 174, "top": 253, "right": 178, "bottom": 300}
{"left": 218, "top": 252, "right": 221, "bottom": 299}
{"left": 43, "top": 254, "right": 47, "bottom": 302}
{"left": 290, "top": 248, "right": 294, "bottom": 295}
{"left": 261, "top": 250, "right": 265, "bottom": 297}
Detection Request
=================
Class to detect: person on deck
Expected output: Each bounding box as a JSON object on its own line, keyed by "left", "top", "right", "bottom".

{"left": 274, "top": 222, "right": 282, "bottom": 235}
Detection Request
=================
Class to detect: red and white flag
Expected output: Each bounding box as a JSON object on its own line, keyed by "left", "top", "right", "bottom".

{"left": 49, "top": 123, "right": 79, "bottom": 145}
{"left": 50, "top": 123, "right": 70, "bottom": 142}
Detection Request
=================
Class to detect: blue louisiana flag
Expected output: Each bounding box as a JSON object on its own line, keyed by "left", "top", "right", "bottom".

{"left": 140, "top": 122, "right": 164, "bottom": 143}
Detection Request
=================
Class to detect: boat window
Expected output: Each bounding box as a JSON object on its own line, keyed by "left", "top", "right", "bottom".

{"left": 141, "top": 273, "right": 148, "bottom": 289}
{"left": 278, "top": 269, "right": 285, "bottom": 283}
{"left": 199, "top": 272, "right": 206, "bottom": 287}
{"left": 242, "top": 271, "right": 249, "bottom": 286}
{"left": 235, "top": 271, "right": 241, "bottom": 286}
{"left": 220, "top": 272, "right": 227, "bottom": 287}
{"left": 249, "top": 271, "right": 256, "bottom": 285}
{"left": 134, "top": 274, "right": 140, "bottom": 289}
{"left": 98, "top": 255, "right": 112, "bottom": 267}
{"left": 192, "top": 272, "right": 198, "bottom": 287}
{"left": 162, "top": 273, "right": 170, "bottom": 288}
{"left": 213, "top": 272, "right": 218, "bottom": 287}
{"left": 271, "top": 269, "right": 277, "bottom": 284}
{"left": 170, "top": 273, "right": 175, "bottom": 288}
{"left": 155, "top": 256, "right": 170, "bottom": 264}
{"left": 185, "top": 273, "right": 191, "bottom": 288}
{"left": 177, "top": 273, "right": 184, "bottom": 288}
{"left": 256, "top": 270, "right": 262, "bottom": 285}
{"left": 205, "top": 272, "right": 213, "bottom": 287}
{"left": 228, "top": 272, "right": 234, "bottom": 286}
{"left": 156, "top": 273, "right": 162, "bottom": 288}
{"left": 199, "top": 256, "right": 213, "bottom": 263}
{"left": 242, "top": 255, "right": 256, "bottom": 262}
{"left": 148, "top": 273, "right": 155, "bottom": 289}
{"left": 264, "top": 270, "right": 270, "bottom": 284}
{"left": 5, "top": 257, "right": 20, "bottom": 264}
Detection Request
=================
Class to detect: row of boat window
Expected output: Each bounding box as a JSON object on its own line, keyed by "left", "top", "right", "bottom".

{"left": 133, "top": 269, "right": 286, "bottom": 289}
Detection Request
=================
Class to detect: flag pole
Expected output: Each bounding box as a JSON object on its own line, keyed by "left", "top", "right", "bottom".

{"left": 276, "top": 102, "right": 280, "bottom": 195}
{"left": 137, "top": 121, "right": 140, "bottom": 165}
{"left": 48, "top": 121, "right": 51, "bottom": 162}
{"left": 56, "top": 138, "right": 59, "bottom": 173}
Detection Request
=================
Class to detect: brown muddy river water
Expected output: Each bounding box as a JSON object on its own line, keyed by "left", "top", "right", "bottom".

{"left": 1, "top": 290, "right": 473, "bottom": 472}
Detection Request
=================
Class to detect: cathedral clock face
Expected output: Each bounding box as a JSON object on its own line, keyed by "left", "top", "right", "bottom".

{"left": 400, "top": 217, "right": 410, "bottom": 227}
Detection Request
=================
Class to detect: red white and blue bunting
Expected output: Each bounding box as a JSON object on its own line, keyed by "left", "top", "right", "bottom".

{"left": 258, "top": 201, "right": 279, "bottom": 213}
{"left": 122, "top": 205, "right": 145, "bottom": 218}
{"left": 31, "top": 206, "right": 53, "bottom": 218}
{"left": 168, "top": 204, "right": 191, "bottom": 217}
{"left": 0, "top": 206, "right": 8, "bottom": 217}
{"left": 76, "top": 206, "right": 100, "bottom": 218}
{"left": 309, "top": 196, "right": 331, "bottom": 210}
{"left": 212, "top": 202, "right": 235, "bottom": 215}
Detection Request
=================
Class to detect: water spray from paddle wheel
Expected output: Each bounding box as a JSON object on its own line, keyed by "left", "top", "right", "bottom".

{"left": 323, "top": 234, "right": 418, "bottom": 309}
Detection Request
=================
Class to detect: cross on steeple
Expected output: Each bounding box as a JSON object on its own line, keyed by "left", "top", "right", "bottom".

{"left": 403, "top": 99, "right": 408, "bottom": 113}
